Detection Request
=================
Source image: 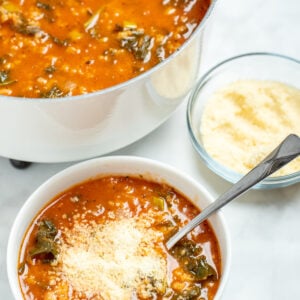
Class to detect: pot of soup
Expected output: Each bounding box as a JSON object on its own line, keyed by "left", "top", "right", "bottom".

{"left": 0, "top": 0, "right": 216, "bottom": 162}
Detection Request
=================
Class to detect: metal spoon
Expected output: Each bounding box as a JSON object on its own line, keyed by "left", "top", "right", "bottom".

{"left": 166, "top": 134, "right": 300, "bottom": 250}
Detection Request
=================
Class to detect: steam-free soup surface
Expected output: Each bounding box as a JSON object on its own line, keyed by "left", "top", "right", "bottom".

{"left": 19, "top": 176, "right": 221, "bottom": 299}
{"left": 0, "top": 0, "right": 210, "bottom": 98}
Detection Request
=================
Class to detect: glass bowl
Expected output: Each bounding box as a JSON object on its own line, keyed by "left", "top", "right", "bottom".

{"left": 187, "top": 52, "right": 300, "bottom": 189}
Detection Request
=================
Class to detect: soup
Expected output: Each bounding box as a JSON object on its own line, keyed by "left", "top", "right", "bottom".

{"left": 18, "top": 175, "right": 221, "bottom": 299}
{"left": 0, "top": 0, "right": 210, "bottom": 98}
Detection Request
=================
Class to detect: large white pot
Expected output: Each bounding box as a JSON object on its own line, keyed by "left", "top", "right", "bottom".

{"left": 0, "top": 2, "right": 217, "bottom": 163}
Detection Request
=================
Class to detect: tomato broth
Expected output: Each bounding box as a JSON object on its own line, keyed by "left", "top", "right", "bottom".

{"left": 0, "top": 0, "right": 210, "bottom": 98}
{"left": 19, "top": 175, "right": 221, "bottom": 300}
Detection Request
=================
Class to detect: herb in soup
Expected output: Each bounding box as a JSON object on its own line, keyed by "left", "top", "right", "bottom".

{"left": 0, "top": 0, "right": 210, "bottom": 98}
{"left": 19, "top": 176, "right": 221, "bottom": 300}
{"left": 0, "top": 70, "right": 16, "bottom": 86}
{"left": 39, "top": 85, "right": 66, "bottom": 98}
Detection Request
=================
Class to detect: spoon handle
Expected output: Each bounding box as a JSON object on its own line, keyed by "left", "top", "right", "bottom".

{"left": 166, "top": 134, "right": 300, "bottom": 250}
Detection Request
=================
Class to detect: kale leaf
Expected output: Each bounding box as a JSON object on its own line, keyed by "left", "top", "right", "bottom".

{"left": 0, "top": 70, "right": 16, "bottom": 86}
{"left": 117, "top": 26, "right": 154, "bottom": 62}
{"left": 40, "top": 85, "right": 65, "bottom": 98}
{"left": 29, "top": 220, "right": 59, "bottom": 261}
{"left": 171, "top": 239, "right": 217, "bottom": 281}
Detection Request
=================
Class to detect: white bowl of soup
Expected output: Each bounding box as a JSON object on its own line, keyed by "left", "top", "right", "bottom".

{"left": 0, "top": 0, "right": 217, "bottom": 163}
{"left": 7, "top": 156, "right": 230, "bottom": 300}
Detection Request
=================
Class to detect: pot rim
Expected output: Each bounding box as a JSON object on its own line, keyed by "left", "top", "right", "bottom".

{"left": 0, "top": 0, "right": 218, "bottom": 104}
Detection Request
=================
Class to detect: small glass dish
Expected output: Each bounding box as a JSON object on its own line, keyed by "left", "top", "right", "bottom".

{"left": 187, "top": 52, "right": 300, "bottom": 189}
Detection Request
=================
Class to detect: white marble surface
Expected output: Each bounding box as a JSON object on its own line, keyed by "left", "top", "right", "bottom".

{"left": 1, "top": 0, "right": 300, "bottom": 298}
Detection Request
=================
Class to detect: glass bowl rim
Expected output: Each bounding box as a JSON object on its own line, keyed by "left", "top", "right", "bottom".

{"left": 187, "top": 52, "right": 300, "bottom": 189}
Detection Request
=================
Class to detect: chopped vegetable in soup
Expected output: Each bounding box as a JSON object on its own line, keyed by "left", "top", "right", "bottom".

{"left": 19, "top": 176, "right": 221, "bottom": 300}
{"left": 0, "top": 0, "right": 210, "bottom": 98}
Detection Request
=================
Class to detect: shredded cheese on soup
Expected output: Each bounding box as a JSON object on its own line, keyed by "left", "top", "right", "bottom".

{"left": 60, "top": 218, "right": 166, "bottom": 299}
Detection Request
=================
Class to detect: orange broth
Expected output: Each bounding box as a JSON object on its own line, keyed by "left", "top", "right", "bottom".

{"left": 18, "top": 175, "right": 221, "bottom": 300}
{"left": 0, "top": 0, "right": 210, "bottom": 98}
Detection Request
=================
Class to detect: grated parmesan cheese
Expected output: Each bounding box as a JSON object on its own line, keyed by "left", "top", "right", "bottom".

{"left": 200, "top": 80, "right": 300, "bottom": 176}
{"left": 59, "top": 217, "right": 167, "bottom": 299}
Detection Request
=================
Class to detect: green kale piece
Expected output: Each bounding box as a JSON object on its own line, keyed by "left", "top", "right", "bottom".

{"left": 171, "top": 239, "right": 217, "bottom": 281}
{"left": 29, "top": 220, "right": 59, "bottom": 261}
{"left": 12, "top": 14, "right": 41, "bottom": 36}
{"left": 51, "top": 36, "right": 70, "bottom": 47}
{"left": 188, "top": 255, "right": 217, "bottom": 281}
{"left": 40, "top": 85, "right": 65, "bottom": 98}
{"left": 118, "top": 26, "right": 154, "bottom": 62}
{"left": 172, "top": 286, "right": 201, "bottom": 300}
{"left": 44, "top": 65, "right": 56, "bottom": 74}
{"left": 36, "top": 0, "right": 52, "bottom": 10}
{"left": 0, "top": 70, "right": 16, "bottom": 86}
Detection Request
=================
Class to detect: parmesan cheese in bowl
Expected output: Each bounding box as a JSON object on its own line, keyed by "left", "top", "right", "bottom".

{"left": 7, "top": 156, "right": 230, "bottom": 300}
{"left": 187, "top": 52, "right": 300, "bottom": 189}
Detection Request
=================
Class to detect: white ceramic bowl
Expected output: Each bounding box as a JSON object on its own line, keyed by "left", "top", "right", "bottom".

{"left": 7, "top": 156, "right": 231, "bottom": 299}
